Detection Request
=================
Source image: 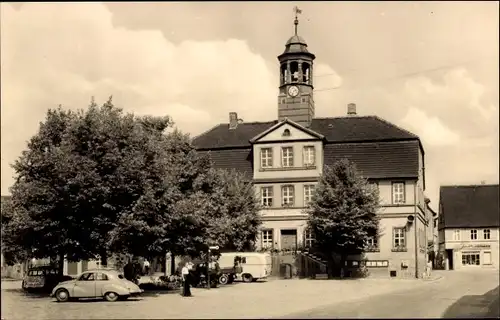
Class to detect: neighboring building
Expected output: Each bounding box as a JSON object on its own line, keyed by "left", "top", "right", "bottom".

{"left": 192, "top": 15, "right": 430, "bottom": 278}
{"left": 425, "top": 198, "right": 439, "bottom": 253}
{"left": 438, "top": 184, "right": 499, "bottom": 270}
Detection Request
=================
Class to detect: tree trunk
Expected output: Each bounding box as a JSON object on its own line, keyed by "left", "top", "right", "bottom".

{"left": 340, "top": 253, "right": 347, "bottom": 279}
{"left": 170, "top": 254, "right": 176, "bottom": 276}
{"left": 58, "top": 252, "right": 65, "bottom": 277}
{"left": 100, "top": 250, "right": 108, "bottom": 268}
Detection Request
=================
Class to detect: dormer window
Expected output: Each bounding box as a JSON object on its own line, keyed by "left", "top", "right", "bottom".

{"left": 282, "top": 129, "right": 291, "bottom": 137}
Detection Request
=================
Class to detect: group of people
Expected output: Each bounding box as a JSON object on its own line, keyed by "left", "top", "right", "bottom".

{"left": 123, "top": 259, "right": 151, "bottom": 284}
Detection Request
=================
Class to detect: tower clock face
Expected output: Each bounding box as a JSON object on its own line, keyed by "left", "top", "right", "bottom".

{"left": 288, "top": 85, "right": 299, "bottom": 97}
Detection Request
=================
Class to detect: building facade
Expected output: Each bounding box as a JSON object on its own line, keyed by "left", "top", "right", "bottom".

{"left": 192, "top": 16, "right": 431, "bottom": 278}
{"left": 438, "top": 184, "right": 500, "bottom": 270}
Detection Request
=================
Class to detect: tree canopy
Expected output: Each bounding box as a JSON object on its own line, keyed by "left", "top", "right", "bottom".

{"left": 306, "top": 159, "right": 380, "bottom": 269}
{"left": 2, "top": 98, "right": 261, "bottom": 269}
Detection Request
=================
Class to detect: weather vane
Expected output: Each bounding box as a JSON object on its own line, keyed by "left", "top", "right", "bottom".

{"left": 293, "top": 6, "right": 302, "bottom": 35}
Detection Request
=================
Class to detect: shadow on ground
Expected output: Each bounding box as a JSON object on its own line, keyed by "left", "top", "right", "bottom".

{"left": 442, "top": 286, "right": 500, "bottom": 319}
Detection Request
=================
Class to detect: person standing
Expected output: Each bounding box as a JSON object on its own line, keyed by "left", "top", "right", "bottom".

{"left": 181, "top": 262, "right": 192, "bottom": 297}
{"left": 143, "top": 259, "right": 150, "bottom": 275}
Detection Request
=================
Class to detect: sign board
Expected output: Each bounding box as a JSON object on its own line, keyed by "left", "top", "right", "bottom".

{"left": 459, "top": 244, "right": 491, "bottom": 249}
{"left": 208, "top": 246, "right": 219, "bottom": 251}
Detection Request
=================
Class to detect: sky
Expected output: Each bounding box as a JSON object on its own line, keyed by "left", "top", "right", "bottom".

{"left": 1, "top": 1, "right": 498, "bottom": 207}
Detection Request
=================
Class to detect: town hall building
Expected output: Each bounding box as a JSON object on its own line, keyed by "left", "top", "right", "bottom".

{"left": 192, "top": 14, "right": 432, "bottom": 278}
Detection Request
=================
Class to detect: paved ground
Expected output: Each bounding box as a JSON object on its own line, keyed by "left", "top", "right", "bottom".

{"left": 283, "top": 269, "right": 500, "bottom": 319}
{"left": 1, "top": 270, "right": 497, "bottom": 319}
{"left": 1, "top": 276, "right": 428, "bottom": 319}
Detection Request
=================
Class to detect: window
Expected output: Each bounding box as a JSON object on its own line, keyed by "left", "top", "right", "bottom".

{"left": 282, "top": 129, "right": 291, "bottom": 137}
{"left": 453, "top": 230, "right": 460, "bottom": 241}
{"left": 96, "top": 273, "right": 108, "bottom": 281}
{"left": 303, "top": 146, "right": 315, "bottom": 166}
{"left": 282, "top": 185, "right": 295, "bottom": 206}
{"left": 392, "top": 182, "right": 405, "bottom": 204}
{"left": 78, "top": 273, "right": 95, "bottom": 281}
{"left": 260, "top": 148, "right": 273, "bottom": 168}
{"left": 261, "top": 187, "right": 273, "bottom": 207}
{"left": 470, "top": 229, "right": 478, "bottom": 240}
{"left": 366, "top": 237, "right": 379, "bottom": 251}
{"left": 393, "top": 228, "right": 406, "bottom": 250}
{"left": 281, "top": 147, "right": 294, "bottom": 167}
{"left": 303, "top": 185, "right": 315, "bottom": 205}
{"left": 483, "top": 229, "right": 491, "bottom": 240}
{"left": 304, "top": 228, "right": 315, "bottom": 247}
{"left": 262, "top": 229, "right": 273, "bottom": 249}
{"left": 462, "top": 252, "right": 480, "bottom": 266}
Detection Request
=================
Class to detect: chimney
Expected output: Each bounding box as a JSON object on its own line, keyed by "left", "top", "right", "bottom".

{"left": 347, "top": 103, "right": 357, "bottom": 116}
{"left": 229, "top": 112, "right": 238, "bottom": 129}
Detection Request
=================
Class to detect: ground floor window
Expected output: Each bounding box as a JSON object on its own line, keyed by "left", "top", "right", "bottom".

{"left": 304, "top": 228, "right": 315, "bottom": 248}
{"left": 262, "top": 229, "right": 274, "bottom": 249}
{"left": 462, "top": 252, "right": 480, "bottom": 266}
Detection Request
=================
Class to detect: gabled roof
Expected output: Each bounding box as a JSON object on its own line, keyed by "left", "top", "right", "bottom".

{"left": 440, "top": 184, "right": 499, "bottom": 228}
{"left": 249, "top": 118, "right": 324, "bottom": 143}
{"left": 198, "top": 149, "right": 253, "bottom": 178}
{"left": 202, "top": 140, "right": 419, "bottom": 180}
{"left": 192, "top": 116, "right": 420, "bottom": 150}
{"left": 324, "top": 140, "right": 419, "bottom": 178}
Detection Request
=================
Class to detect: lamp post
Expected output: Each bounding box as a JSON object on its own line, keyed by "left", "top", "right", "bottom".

{"left": 207, "top": 246, "right": 219, "bottom": 290}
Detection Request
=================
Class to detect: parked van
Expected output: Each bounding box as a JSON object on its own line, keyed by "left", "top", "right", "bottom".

{"left": 218, "top": 252, "right": 272, "bottom": 283}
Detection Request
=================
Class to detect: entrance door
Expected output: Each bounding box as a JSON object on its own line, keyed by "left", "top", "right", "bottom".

{"left": 280, "top": 229, "right": 297, "bottom": 250}
{"left": 446, "top": 249, "right": 454, "bottom": 270}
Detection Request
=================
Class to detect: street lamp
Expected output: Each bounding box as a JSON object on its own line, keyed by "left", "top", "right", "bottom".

{"left": 207, "top": 246, "right": 219, "bottom": 290}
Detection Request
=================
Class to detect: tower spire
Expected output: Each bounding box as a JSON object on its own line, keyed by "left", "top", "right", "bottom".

{"left": 293, "top": 6, "right": 302, "bottom": 35}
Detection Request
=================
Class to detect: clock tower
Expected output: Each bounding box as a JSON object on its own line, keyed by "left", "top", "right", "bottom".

{"left": 277, "top": 7, "right": 316, "bottom": 128}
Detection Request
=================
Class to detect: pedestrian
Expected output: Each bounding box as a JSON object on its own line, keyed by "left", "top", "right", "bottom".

{"left": 123, "top": 261, "right": 134, "bottom": 282}
{"left": 144, "top": 259, "right": 150, "bottom": 275}
{"left": 426, "top": 259, "right": 433, "bottom": 278}
{"left": 181, "top": 262, "right": 192, "bottom": 297}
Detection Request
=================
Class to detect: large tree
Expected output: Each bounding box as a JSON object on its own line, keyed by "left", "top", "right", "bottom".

{"left": 108, "top": 130, "right": 214, "bottom": 259}
{"left": 198, "top": 168, "right": 261, "bottom": 251}
{"left": 109, "top": 155, "right": 262, "bottom": 259}
{"left": 2, "top": 98, "right": 173, "bottom": 273}
{"left": 306, "top": 159, "right": 380, "bottom": 277}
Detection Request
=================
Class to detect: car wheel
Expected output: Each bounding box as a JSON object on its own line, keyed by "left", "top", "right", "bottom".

{"left": 219, "top": 274, "right": 229, "bottom": 285}
{"left": 104, "top": 291, "right": 119, "bottom": 302}
{"left": 55, "top": 289, "right": 70, "bottom": 302}
{"left": 242, "top": 273, "right": 253, "bottom": 283}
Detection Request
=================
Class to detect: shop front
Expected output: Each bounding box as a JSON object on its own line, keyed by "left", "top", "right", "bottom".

{"left": 445, "top": 242, "right": 498, "bottom": 270}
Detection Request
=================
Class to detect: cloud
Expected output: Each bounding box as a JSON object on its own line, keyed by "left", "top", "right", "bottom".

{"left": 0, "top": 2, "right": 342, "bottom": 193}
{"left": 1, "top": 2, "right": 497, "bottom": 208}
{"left": 401, "top": 107, "right": 461, "bottom": 146}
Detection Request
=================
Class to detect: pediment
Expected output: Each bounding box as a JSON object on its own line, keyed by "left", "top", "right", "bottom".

{"left": 249, "top": 118, "right": 324, "bottom": 144}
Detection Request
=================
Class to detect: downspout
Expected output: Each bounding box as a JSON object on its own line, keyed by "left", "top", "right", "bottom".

{"left": 414, "top": 182, "right": 419, "bottom": 279}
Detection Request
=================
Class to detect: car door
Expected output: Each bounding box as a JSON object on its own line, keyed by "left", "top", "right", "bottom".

{"left": 72, "top": 272, "right": 97, "bottom": 298}
{"left": 94, "top": 272, "right": 109, "bottom": 297}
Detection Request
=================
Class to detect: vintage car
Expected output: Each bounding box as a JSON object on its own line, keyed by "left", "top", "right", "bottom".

{"left": 22, "top": 265, "right": 73, "bottom": 293}
{"left": 51, "top": 268, "right": 143, "bottom": 302}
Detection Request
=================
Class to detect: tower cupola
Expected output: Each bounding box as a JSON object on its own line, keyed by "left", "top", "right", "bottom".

{"left": 277, "top": 7, "right": 316, "bottom": 127}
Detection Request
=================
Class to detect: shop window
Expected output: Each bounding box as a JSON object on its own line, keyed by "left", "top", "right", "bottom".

{"left": 461, "top": 252, "right": 480, "bottom": 266}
